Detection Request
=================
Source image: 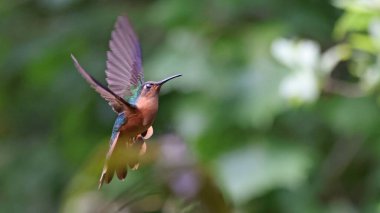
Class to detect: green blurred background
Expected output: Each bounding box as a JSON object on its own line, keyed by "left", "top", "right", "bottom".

{"left": 2, "top": 0, "right": 380, "bottom": 212}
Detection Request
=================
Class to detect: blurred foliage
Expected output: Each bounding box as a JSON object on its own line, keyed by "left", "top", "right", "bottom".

{"left": 2, "top": 0, "right": 380, "bottom": 212}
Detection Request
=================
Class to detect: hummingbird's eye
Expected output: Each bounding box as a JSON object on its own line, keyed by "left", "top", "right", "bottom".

{"left": 145, "top": 83, "right": 152, "bottom": 90}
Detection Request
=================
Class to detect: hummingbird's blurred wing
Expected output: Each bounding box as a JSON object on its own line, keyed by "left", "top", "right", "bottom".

{"left": 105, "top": 16, "right": 144, "bottom": 105}
{"left": 71, "top": 54, "right": 136, "bottom": 113}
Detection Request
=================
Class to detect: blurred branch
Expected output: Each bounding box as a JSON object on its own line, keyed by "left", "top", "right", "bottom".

{"left": 116, "top": 191, "right": 162, "bottom": 213}
{"left": 318, "top": 136, "right": 365, "bottom": 191}
{"left": 323, "top": 77, "right": 364, "bottom": 98}
{"left": 98, "top": 170, "right": 162, "bottom": 213}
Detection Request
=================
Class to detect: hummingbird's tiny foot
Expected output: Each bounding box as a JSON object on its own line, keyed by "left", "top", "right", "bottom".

{"left": 131, "top": 164, "right": 139, "bottom": 170}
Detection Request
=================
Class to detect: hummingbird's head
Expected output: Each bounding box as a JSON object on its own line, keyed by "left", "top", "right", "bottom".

{"left": 140, "top": 74, "right": 182, "bottom": 98}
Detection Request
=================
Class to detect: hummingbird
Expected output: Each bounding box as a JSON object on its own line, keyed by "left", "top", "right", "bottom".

{"left": 70, "top": 16, "right": 182, "bottom": 189}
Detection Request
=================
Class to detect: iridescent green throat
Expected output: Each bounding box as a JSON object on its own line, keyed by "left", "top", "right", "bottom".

{"left": 126, "top": 84, "right": 143, "bottom": 105}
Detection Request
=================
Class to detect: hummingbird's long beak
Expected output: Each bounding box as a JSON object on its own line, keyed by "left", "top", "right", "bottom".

{"left": 158, "top": 74, "right": 182, "bottom": 86}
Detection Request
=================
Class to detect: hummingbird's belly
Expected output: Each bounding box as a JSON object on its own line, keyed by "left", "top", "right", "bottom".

{"left": 120, "top": 113, "right": 154, "bottom": 136}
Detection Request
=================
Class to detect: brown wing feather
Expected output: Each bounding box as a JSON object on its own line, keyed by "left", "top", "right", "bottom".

{"left": 71, "top": 54, "right": 136, "bottom": 113}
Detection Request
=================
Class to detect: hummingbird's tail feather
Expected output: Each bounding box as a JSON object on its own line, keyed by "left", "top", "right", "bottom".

{"left": 99, "top": 147, "right": 127, "bottom": 189}
{"left": 99, "top": 161, "right": 115, "bottom": 189}
{"left": 98, "top": 131, "right": 124, "bottom": 189}
{"left": 116, "top": 164, "right": 127, "bottom": 180}
{"left": 98, "top": 134, "right": 148, "bottom": 189}
{"left": 99, "top": 164, "right": 115, "bottom": 189}
{"left": 116, "top": 148, "right": 128, "bottom": 180}
{"left": 128, "top": 135, "right": 147, "bottom": 170}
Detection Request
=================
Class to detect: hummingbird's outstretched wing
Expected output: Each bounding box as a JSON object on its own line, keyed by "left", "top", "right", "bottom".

{"left": 71, "top": 54, "right": 136, "bottom": 113}
{"left": 105, "top": 16, "right": 144, "bottom": 105}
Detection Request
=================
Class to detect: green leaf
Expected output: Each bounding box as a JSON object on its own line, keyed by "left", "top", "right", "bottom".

{"left": 213, "top": 143, "right": 312, "bottom": 205}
